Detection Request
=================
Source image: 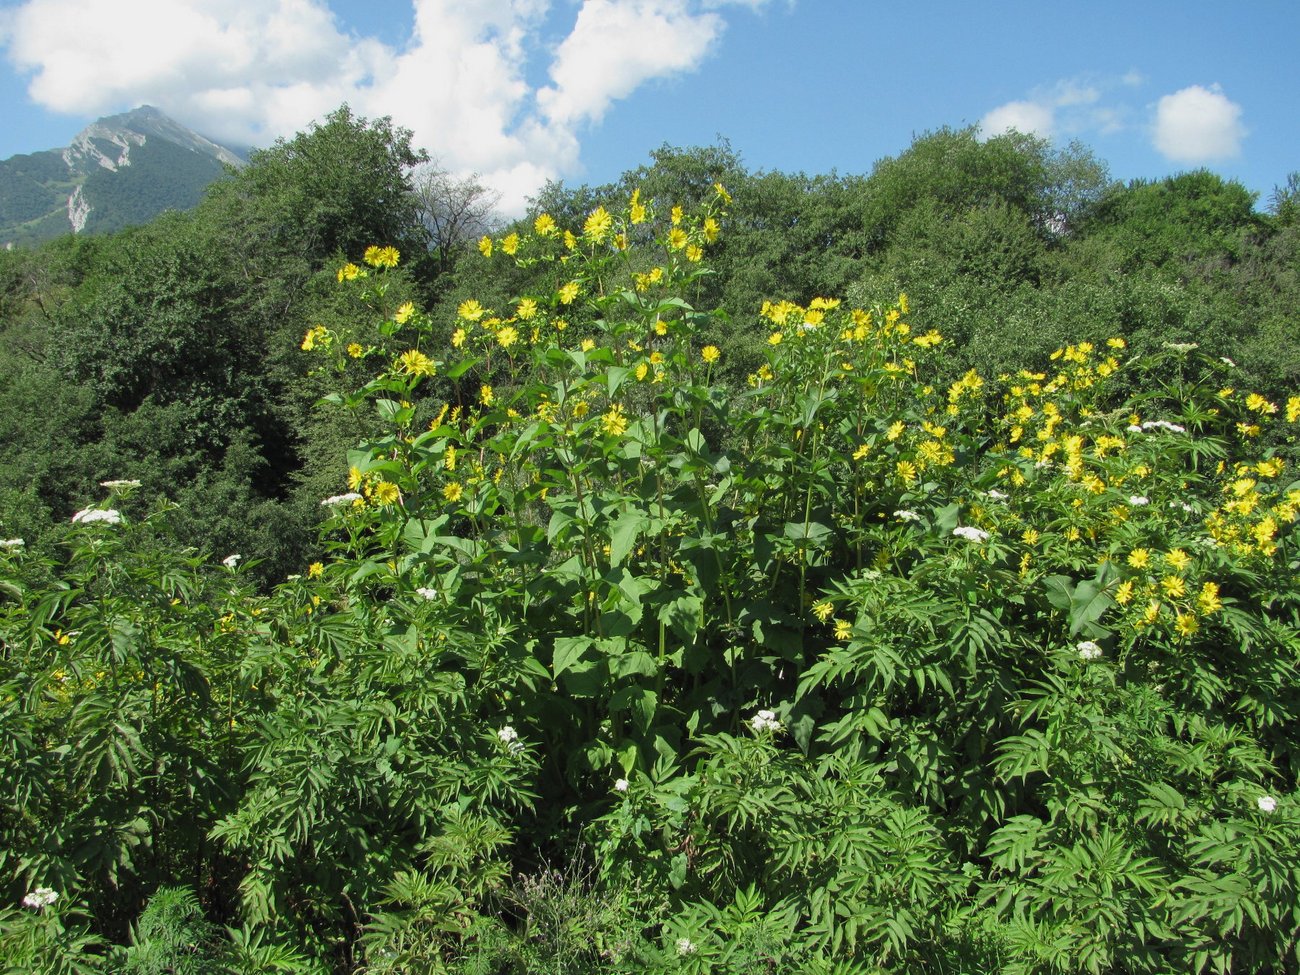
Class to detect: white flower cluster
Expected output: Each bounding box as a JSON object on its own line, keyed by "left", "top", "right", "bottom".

{"left": 614, "top": 777, "right": 629, "bottom": 792}
{"left": 100, "top": 479, "right": 141, "bottom": 490}
{"left": 1141, "top": 420, "right": 1187, "bottom": 434}
{"left": 1076, "top": 641, "right": 1103, "bottom": 661}
{"left": 952, "top": 526, "right": 989, "bottom": 543}
{"left": 498, "top": 725, "right": 525, "bottom": 756}
{"left": 750, "top": 708, "right": 782, "bottom": 733}
{"left": 22, "top": 887, "right": 58, "bottom": 909}
{"left": 1220, "top": 356, "right": 1237, "bottom": 368}
{"left": 320, "top": 492, "right": 362, "bottom": 506}
{"left": 676, "top": 937, "right": 698, "bottom": 956}
{"left": 222, "top": 554, "right": 241, "bottom": 569}
{"left": 1169, "top": 500, "right": 1194, "bottom": 514}
{"left": 1, "top": 538, "right": 23, "bottom": 550}
{"left": 72, "top": 508, "right": 122, "bottom": 525}
{"left": 1127, "top": 496, "right": 1150, "bottom": 506}
{"left": 985, "top": 489, "right": 1009, "bottom": 501}
{"left": 1257, "top": 795, "right": 1277, "bottom": 813}
{"left": 1162, "top": 341, "right": 1199, "bottom": 353}
{"left": 894, "top": 509, "right": 922, "bottom": 522}
{"left": 415, "top": 587, "right": 438, "bottom": 601}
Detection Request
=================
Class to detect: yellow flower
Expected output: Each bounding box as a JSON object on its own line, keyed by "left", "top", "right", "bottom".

{"left": 336, "top": 262, "right": 361, "bottom": 282}
{"left": 478, "top": 235, "right": 493, "bottom": 257}
{"left": 1246, "top": 393, "right": 1277, "bottom": 414}
{"left": 394, "top": 301, "right": 416, "bottom": 325}
{"left": 364, "top": 245, "right": 399, "bottom": 268}
{"left": 1164, "top": 549, "right": 1191, "bottom": 572}
{"left": 458, "top": 299, "right": 486, "bottom": 321}
{"left": 501, "top": 233, "right": 519, "bottom": 256}
{"left": 373, "top": 481, "right": 401, "bottom": 505}
{"left": 768, "top": 332, "right": 783, "bottom": 346}
{"left": 564, "top": 230, "right": 578, "bottom": 250}
{"left": 534, "top": 213, "right": 557, "bottom": 236}
{"left": 686, "top": 244, "right": 703, "bottom": 263}
{"left": 396, "top": 349, "right": 435, "bottom": 376}
{"left": 629, "top": 190, "right": 647, "bottom": 224}
{"left": 1107, "top": 337, "right": 1126, "bottom": 349}
{"left": 300, "top": 326, "right": 326, "bottom": 351}
{"left": 701, "top": 345, "right": 720, "bottom": 364}
{"left": 451, "top": 327, "right": 466, "bottom": 348}
{"left": 445, "top": 444, "right": 456, "bottom": 471}
{"left": 834, "top": 619, "right": 853, "bottom": 641}
{"left": 480, "top": 384, "right": 494, "bottom": 406}
{"left": 558, "top": 281, "right": 580, "bottom": 305}
{"left": 886, "top": 421, "right": 906, "bottom": 441}
{"left": 898, "top": 292, "right": 909, "bottom": 315}
{"left": 443, "top": 482, "right": 463, "bottom": 502}
{"left": 516, "top": 297, "right": 538, "bottom": 320}
{"left": 1127, "top": 548, "right": 1150, "bottom": 569}
{"left": 714, "top": 182, "right": 732, "bottom": 204}
{"left": 813, "top": 601, "right": 834, "bottom": 622}
{"left": 635, "top": 362, "right": 649, "bottom": 381}
{"left": 580, "top": 338, "right": 596, "bottom": 352}
{"left": 671, "top": 205, "right": 683, "bottom": 226}
{"left": 1115, "top": 579, "right": 1134, "bottom": 606}
{"left": 703, "top": 217, "right": 720, "bottom": 242}
{"left": 1175, "top": 613, "right": 1199, "bottom": 638}
{"left": 1161, "top": 575, "right": 1186, "bottom": 599}
{"left": 1022, "top": 529, "right": 1039, "bottom": 545}
{"left": 347, "top": 343, "right": 363, "bottom": 358}
{"left": 1197, "top": 582, "right": 1222, "bottom": 616}
{"left": 496, "top": 326, "right": 519, "bottom": 349}
{"left": 668, "top": 228, "right": 688, "bottom": 250}
{"left": 308, "top": 562, "right": 324, "bottom": 579}
{"left": 1142, "top": 600, "right": 1161, "bottom": 625}
{"left": 896, "top": 460, "right": 918, "bottom": 485}
{"left": 601, "top": 405, "right": 629, "bottom": 437}
{"left": 1288, "top": 395, "right": 1300, "bottom": 423}
{"left": 852, "top": 444, "right": 870, "bottom": 461}
{"left": 584, "top": 206, "right": 613, "bottom": 242}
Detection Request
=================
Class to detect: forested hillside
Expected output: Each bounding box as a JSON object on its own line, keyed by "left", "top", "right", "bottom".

{"left": 2, "top": 107, "right": 1299, "bottom": 974}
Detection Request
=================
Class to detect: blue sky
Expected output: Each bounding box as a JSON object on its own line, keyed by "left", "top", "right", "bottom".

{"left": 0, "top": 0, "right": 1295, "bottom": 214}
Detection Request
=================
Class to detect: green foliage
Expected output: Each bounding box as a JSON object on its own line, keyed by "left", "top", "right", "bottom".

{"left": 2, "top": 112, "right": 1300, "bottom": 975}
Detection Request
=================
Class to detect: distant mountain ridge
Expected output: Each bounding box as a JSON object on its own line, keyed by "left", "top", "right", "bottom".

{"left": 0, "top": 105, "right": 245, "bottom": 248}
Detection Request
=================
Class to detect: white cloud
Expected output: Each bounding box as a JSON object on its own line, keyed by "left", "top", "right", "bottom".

{"left": 0, "top": 0, "right": 768, "bottom": 214}
{"left": 980, "top": 74, "right": 1147, "bottom": 144}
{"left": 1152, "top": 84, "right": 1246, "bottom": 163}
{"left": 980, "top": 99, "right": 1055, "bottom": 140}
{"left": 538, "top": 0, "right": 723, "bottom": 127}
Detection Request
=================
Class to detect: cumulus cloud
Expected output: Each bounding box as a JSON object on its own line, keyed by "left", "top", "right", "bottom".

{"left": 0, "top": 0, "right": 767, "bottom": 214}
{"left": 538, "top": 0, "right": 723, "bottom": 126}
{"left": 980, "top": 100, "right": 1055, "bottom": 140}
{"left": 980, "top": 75, "right": 1132, "bottom": 143}
{"left": 1152, "top": 84, "right": 1246, "bottom": 163}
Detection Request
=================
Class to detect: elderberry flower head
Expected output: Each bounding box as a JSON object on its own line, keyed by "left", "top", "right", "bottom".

{"left": 22, "top": 887, "right": 58, "bottom": 910}
{"left": 1076, "top": 640, "right": 1103, "bottom": 661}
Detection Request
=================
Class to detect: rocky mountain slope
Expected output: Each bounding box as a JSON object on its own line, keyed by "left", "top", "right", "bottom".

{"left": 0, "top": 105, "right": 244, "bottom": 248}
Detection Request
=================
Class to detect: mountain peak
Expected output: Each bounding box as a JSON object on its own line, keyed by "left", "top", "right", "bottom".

{"left": 69, "top": 105, "right": 244, "bottom": 171}
{"left": 1, "top": 106, "right": 245, "bottom": 247}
